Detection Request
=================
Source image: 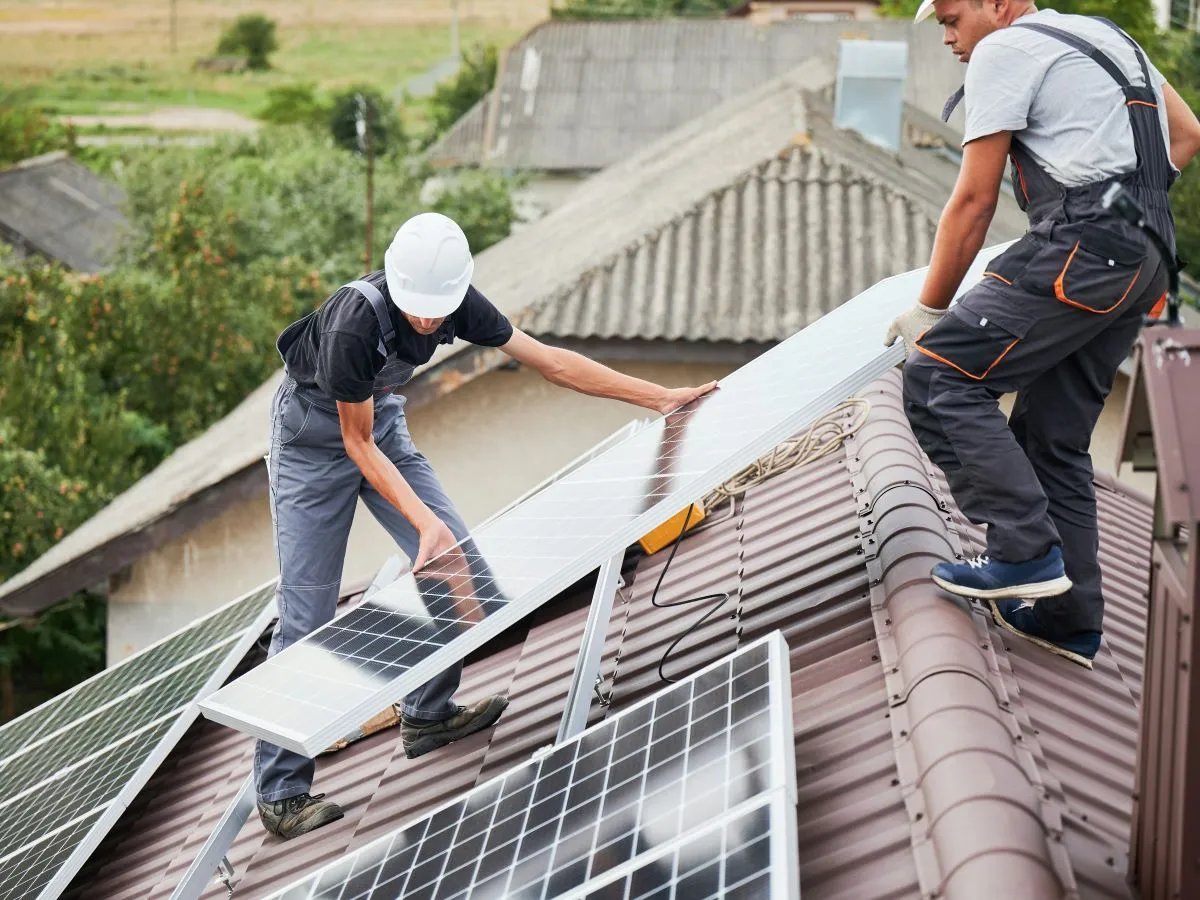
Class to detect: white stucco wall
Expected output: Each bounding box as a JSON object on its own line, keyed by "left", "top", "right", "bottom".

{"left": 106, "top": 360, "right": 730, "bottom": 663}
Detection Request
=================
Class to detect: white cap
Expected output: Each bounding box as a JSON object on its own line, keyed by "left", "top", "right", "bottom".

{"left": 383, "top": 212, "right": 474, "bottom": 318}
{"left": 914, "top": 0, "right": 936, "bottom": 22}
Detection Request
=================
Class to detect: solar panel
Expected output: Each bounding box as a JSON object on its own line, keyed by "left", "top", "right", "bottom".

{"left": 0, "top": 580, "right": 276, "bottom": 900}
{"left": 203, "top": 248, "right": 1014, "bottom": 758}
{"left": 0, "top": 580, "right": 270, "bottom": 755}
{"left": 264, "top": 633, "right": 796, "bottom": 900}
{"left": 0, "top": 810, "right": 104, "bottom": 900}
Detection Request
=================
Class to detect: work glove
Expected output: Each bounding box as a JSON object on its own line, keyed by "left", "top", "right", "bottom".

{"left": 884, "top": 304, "right": 947, "bottom": 352}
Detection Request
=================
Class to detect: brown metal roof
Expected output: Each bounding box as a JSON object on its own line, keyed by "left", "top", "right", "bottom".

{"left": 68, "top": 371, "right": 1153, "bottom": 899}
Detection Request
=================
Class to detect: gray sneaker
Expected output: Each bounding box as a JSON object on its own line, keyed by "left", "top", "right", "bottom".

{"left": 401, "top": 695, "right": 509, "bottom": 760}
{"left": 257, "top": 792, "right": 344, "bottom": 839}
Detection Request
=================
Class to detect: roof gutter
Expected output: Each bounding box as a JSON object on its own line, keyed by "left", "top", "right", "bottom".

{"left": 846, "top": 371, "right": 1078, "bottom": 899}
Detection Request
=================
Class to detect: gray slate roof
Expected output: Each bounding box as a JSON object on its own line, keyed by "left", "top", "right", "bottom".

{"left": 0, "top": 152, "right": 126, "bottom": 272}
{"left": 427, "top": 18, "right": 965, "bottom": 172}
{"left": 0, "top": 59, "right": 1019, "bottom": 616}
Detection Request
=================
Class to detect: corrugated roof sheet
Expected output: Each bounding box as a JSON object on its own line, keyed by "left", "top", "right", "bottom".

{"left": 0, "top": 152, "right": 127, "bottom": 272}
{"left": 0, "top": 58, "right": 1011, "bottom": 620}
{"left": 428, "top": 19, "right": 966, "bottom": 171}
{"left": 69, "top": 371, "right": 1152, "bottom": 898}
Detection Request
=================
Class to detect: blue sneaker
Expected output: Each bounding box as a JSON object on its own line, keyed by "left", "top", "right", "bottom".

{"left": 988, "top": 599, "right": 1101, "bottom": 669}
{"left": 930, "top": 546, "right": 1072, "bottom": 601}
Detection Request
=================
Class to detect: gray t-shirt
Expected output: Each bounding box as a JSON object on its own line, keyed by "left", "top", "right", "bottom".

{"left": 962, "top": 8, "right": 1174, "bottom": 187}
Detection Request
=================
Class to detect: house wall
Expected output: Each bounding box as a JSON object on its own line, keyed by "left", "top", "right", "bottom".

{"left": 105, "top": 360, "right": 730, "bottom": 664}
{"left": 105, "top": 362, "right": 1145, "bottom": 664}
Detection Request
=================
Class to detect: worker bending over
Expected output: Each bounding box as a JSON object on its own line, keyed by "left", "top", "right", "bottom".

{"left": 258, "top": 212, "right": 716, "bottom": 839}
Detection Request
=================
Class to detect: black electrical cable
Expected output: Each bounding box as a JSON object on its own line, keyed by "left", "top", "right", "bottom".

{"left": 649, "top": 503, "right": 734, "bottom": 684}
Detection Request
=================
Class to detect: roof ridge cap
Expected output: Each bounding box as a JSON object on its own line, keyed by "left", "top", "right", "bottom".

{"left": 844, "top": 370, "right": 1078, "bottom": 900}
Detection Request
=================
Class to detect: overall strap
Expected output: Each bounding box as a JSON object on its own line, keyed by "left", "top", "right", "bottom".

{"left": 345, "top": 279, "right": 395, "bottom": 358}
{"left": 1011, "top": 21, "right": 1133, "bottom": 89}
{"left": 1088, "top": 16, "right": 1153, "bottom": 89}
{"left": 942, "top": 85, "right": 965, "bottom": 123}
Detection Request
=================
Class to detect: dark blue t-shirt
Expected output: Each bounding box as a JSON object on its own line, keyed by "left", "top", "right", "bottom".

{"left": 280, "top": 270, "right": 513, "bottom": 403}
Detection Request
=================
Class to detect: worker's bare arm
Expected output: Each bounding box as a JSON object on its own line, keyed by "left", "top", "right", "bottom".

{"left": 917, "top": 130, "right": 1011, "bottom": 311}
{"left": 499, "top": 328, "right": 717, "bottom": 414}
{"left": 1163, "top": 81, "right": 1200, "bottom": 171}
{"left": 336, "top": 398, "right": 456, "bottom": 571}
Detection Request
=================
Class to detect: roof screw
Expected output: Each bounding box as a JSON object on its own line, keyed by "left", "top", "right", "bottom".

{"left": 893, "top": 693, "right": 901, "bottom": 700}
{"left": 900, "top": 729, "right": 908, "bottom": 738}
{"left": 981, "top": 643, "right": 990, "bottom": 650}
{"left": 891, "top": 778, "right": 900, "bottom": 786}
{"left": 885, "top": 618, "right": 892, "bottom": 626}
{"left": 1106, "top": 857, "right": 1114, "bottom": 866}
{"left": 914, "top": 811, "right": 924, "bottom": 822}
{"left": 891, "top": 666, "right": 900, "bottom": 674}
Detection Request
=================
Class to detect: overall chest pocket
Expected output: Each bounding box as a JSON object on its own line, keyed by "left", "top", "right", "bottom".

{"left": 1047, "top": 224, "right": 1146, "bottom": 314}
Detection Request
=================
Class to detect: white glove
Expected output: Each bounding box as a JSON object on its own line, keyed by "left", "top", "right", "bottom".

{"left": 884, "top": 304, "right": 947, "bottom": 351}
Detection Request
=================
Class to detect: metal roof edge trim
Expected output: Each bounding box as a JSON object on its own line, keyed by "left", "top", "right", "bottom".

{"left": 843, "top": 372, "right": 1078, "bottom": 900}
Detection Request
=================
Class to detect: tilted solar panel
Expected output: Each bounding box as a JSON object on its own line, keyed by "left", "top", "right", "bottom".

{"left": 265, "top": 633, "right": 796, "bottom": 900}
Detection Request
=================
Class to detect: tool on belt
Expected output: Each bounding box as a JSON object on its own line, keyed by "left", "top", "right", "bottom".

{"left": 1102, "top": 181, "right": 1183, "bottom": 326}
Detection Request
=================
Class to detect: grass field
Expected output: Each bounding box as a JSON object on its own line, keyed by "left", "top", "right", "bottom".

{"left": 0, "top": 0, "right": 548, "bottom": 118}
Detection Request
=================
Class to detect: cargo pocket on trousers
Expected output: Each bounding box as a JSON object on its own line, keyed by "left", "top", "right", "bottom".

{"left": 982, "top": 233, "right": 1041, "bottom": 287}
{"left": 914, "top": 302, "right": 1030, "bottom": 381}
{"left": 1052, "top": 224, "right": 1145, "bottom": 314}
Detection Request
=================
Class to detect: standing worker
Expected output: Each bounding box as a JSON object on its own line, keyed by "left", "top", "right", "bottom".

{"left": 258, "top": 212, "right": 717, "bottom": 839}
{"left": 887, "top": 0, "right": 1200, "bottom": 667}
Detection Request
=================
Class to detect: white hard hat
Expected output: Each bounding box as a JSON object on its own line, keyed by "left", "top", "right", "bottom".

{"left": 383, "top": 212, "right": 474, "bottom": 318}
{"left": 914, "top": 0, "right": 936, "bottom": 22}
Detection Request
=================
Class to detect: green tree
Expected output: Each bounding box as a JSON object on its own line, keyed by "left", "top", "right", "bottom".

{"left": 427, "top": 44, "right": 499, "bottom": 139}
{"left": 429, "top": 170, "right": 521, "bottom": 252}
{"left": 329, "top": 87, "right": 404, "bottom": 157}
{"left": 215, "top": 13, "right": 279, "bottom": 70}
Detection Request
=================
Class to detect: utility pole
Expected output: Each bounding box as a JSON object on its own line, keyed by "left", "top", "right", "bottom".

{"left": 356, "top": 94, "right": 375, "bottom": 271}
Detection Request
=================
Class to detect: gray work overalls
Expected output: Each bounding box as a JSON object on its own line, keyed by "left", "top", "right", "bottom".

{"left": 254, "top": 279, "right": 494, "bottom": 803}
{"left": 903, "top": 18, "right": 1176, "bottom": 639}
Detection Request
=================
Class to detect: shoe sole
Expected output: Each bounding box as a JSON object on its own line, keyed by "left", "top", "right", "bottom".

{"left": 404, "top": 696, "right": 509, "bottom": 760}
{"left": 932, "top": 573, "right": 1073, "bottom": 601}
{"left": 988, "top": 600, "right": 1095, "bottom": 670}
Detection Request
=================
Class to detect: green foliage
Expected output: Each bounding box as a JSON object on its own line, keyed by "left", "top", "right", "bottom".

{"left": 0, "top": 593, "right": 105, "bottom": 718}
{"left": 878, "top": 0, "right": 1159, "bottom": 49}
{"left": 329, "top": 87, "right": 403, "bottom": 156}
{"left": 1157, "top": 30, "right": 1200, "bottom": 269}
{"left": 259, "top": 83, "right": 330, "bottom": 128}
{"left": 552, "top": 0, "right": 741, "bottom": 18}
{"left": 215, "top": 13, "right": 279, "bottom": 71}
{"left": 0, "top": 89, "right": 76, "bottom": 167}
{"left": 426, "top": 44, "right": 498, "bottom": 139}
{"left": 428, "top": 170, "right": 521, "bottom": 252}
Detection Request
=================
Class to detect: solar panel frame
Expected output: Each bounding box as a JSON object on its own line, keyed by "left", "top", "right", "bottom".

{"left": 263, "top": 632, "right": 796, "bottom": 900}
{"left": 0, "top": 580, "right": 277, "bottom": 900}
{"left": 203, "top": 247, "right": 1012, "bottom": 758}
{"left": 0, "top": 578, "right": 273, "bottom": 755}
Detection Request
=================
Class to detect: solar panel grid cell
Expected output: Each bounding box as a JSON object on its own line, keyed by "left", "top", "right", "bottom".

{"left": 264, "top": 636, "right": 794, "bottom": 900}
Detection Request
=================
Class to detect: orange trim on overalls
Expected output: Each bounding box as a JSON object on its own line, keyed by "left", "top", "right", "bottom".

{"left": 1011, "top": 155, "right": 1030, "bottom": 205}
{"left": 1126, "top": 100, "right": 1158, "bottom": 108}
{"left": 983, "top": 271, "right": 1013, "bottom": 285}
{"left": 1053, "top": 241, "right": 1143, "bottom": 313}
{"left": 1149, "top": 291, "right": 1168, "bottom": 319}
{"left": 915, "top": 339, "right": 1022, "bottom": 381}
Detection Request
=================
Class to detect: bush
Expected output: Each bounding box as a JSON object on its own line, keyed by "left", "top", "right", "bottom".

{"left": 215, "top": 13, "right": 279, "bottom": 70}
{"left": 429, "top": 170, "right": 520, "bottom": 252}
{"left": 259, "top": 83, "right": 329, "bottom": 127}
{"left": 0, "top": 91, "right": 76, "bottom": 167}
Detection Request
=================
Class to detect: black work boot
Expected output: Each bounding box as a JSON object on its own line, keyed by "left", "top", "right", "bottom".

{"left": 401, "top": 695, "right": 509, "bottom": 760}
{"left": 257, "top": 792, "right": 344, "bottom": 839}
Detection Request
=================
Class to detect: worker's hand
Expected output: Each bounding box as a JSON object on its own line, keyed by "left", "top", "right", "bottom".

{"left": 655, "top": 381, "right": 718, "bottom": 415}
{"left": 884, "top": 304, "right": 947, "bottom": 352}
{"left": 412, "top": 516, "right": 459, "bottom": 573}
